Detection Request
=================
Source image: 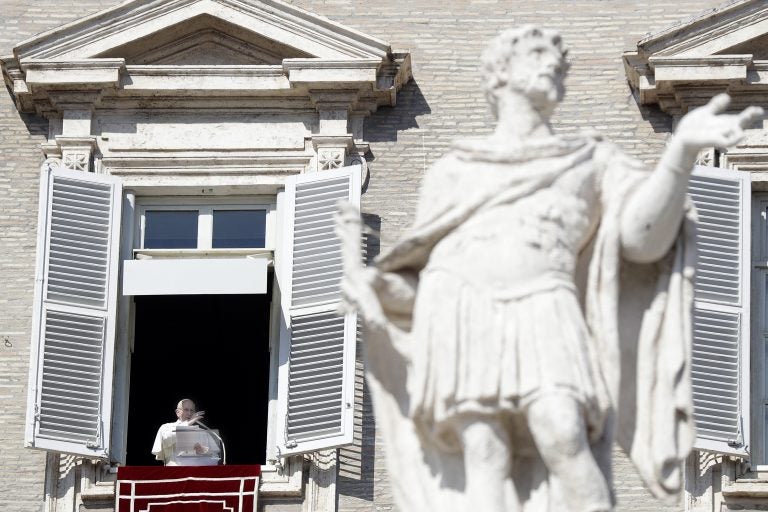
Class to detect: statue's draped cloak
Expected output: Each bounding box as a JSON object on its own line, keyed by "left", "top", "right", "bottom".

{"left": 345, "top": 135, "right": 694, "bottom": 510}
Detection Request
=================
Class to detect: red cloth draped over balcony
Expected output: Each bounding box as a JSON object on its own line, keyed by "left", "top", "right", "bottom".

{"left": 116, "top": 465, "right": 261, "bottom": 512}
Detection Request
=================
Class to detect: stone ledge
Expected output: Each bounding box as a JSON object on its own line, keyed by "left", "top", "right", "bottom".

{"left": 723, "top": 479, "right": 768, "bottom": 498}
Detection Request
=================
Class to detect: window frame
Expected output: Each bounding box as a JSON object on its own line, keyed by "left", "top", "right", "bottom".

{"left": 751, "top": 195, "right": 768, "bottom": 469}
{"left": 135, "top": 196, "right": 277, "bottom": 251}
{"left": 114, "top": 193, "right": 281, "bottom": 466}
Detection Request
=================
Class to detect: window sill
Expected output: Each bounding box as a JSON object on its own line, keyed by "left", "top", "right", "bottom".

{"left": 259, "top": 457, "right": 304, "bottom": 497}
{"left": 723, "top": 478, "right": 768, "bottom": 498}
{"left": 134, "top": 248, "right": 274, "bottom": 261}
{"left": 81, "top": 480, "right": 118, "bottom": 502}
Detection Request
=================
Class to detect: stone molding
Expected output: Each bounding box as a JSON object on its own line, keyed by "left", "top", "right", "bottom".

{"left": 624, "top": 0, "right": 768, "bottom": 114}
{"left": 3, "top": 57, "right": 409, "bottom": 118}
{"left": 632, "top": 0, "right": 768, "bottom": 57}
{"left": 1, "top": 0, "right": 412, "bottom": 119}
{"left": 0, "top": 0, "right": 412, "bottom": 183}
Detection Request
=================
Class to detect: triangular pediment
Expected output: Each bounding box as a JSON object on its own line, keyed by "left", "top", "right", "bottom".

{"left": 716, "top": 31, "right": 768, "bottom": 60}
{"left": 1, "top": 0, "right": 412, "bottom": 116}
{"left": 633, "top": 0, "right": 768, "bottom": 58}
{"left": 11, "top": 0, "right": 390, "bottom": 62}
{"left": 95, "top": 14, "right": 311, "bottom": 65}
{"left": 624, "top": 0, "right": 768, "bottom": 114}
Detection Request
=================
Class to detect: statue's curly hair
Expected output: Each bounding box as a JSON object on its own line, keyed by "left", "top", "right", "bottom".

{"left": 481, "top": 25, "right": 569, "bottom": 119}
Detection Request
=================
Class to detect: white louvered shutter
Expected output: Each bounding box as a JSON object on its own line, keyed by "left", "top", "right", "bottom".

{"left": 688, "top": 166, "right": 750, "bottom": 456}
{"left": 276, "top": 165, "right": 361, "bottom": 456}
{"left": 25, "top": 165, "right": 122, "bottom": 459}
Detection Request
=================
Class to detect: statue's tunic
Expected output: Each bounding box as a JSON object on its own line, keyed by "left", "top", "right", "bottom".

{"left": 408, "top": 140, "right": 611, "bottom": 449}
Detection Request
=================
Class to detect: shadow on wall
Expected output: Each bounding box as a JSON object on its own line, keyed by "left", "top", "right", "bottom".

{"left": 365, "top": 80, "right": 432, "bottom": 143}
{"left": 17, "top": 112, "right": 49, "bottom": 139}
{"left": 336, "top": 214, "right": 381, "bottom": 503}
{"left": 627, "top": 90, "right": 674, "bottom": 135}
{"left": 2, "top": 80, "right": 46, "bottom": 139}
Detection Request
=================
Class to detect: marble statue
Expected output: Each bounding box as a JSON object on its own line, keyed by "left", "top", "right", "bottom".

{"left": 336, "top": 26, "right": 763, "bottom": 512}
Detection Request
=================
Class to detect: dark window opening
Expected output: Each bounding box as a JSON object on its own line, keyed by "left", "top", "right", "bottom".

{"left": 126, "top": 286, "right": 272, "bottom": 466}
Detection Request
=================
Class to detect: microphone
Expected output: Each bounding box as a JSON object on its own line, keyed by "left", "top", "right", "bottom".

{"left": 196, "top": 420, "right": 227, "bottom": 465}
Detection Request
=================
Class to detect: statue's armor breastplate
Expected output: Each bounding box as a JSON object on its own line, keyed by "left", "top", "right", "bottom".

{"left": 427, "top": 164, "right": 600, "bottom": 296}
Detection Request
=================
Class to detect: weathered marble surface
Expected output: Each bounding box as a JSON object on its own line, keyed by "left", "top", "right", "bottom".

{"left": 338, "top": 26, "right": 763, "bottom": 512}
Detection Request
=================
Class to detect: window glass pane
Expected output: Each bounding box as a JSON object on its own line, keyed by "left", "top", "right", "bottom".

{"left": 144, "top": 210, "right": 198, "bottom": 249}
{"left": 212, "top": 210, "right": 266, "bottom": 248}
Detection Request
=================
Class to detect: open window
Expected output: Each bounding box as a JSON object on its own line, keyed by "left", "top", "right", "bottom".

{"left": 126, "top": 292, "right": 273, "bottom": 465}
{"left": 26, "top": 164, "right": 361, "bottom": 462}
{"left": 688, "top": 166, "right": 751, "bottom": 456}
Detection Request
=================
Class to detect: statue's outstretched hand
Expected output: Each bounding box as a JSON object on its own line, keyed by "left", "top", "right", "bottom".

{"left": 625, "top": 94, "right": 763, "bottom": 263}
{"left": 675, "top": 93, "right": 763, "bottom": 152}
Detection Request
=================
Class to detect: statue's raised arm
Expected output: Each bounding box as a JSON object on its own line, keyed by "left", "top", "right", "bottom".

{"left": 620, "top": 94, "right": 763, "bottom": 263}
{"left": 336, "top": 26, "right": 763, "bottom": 512}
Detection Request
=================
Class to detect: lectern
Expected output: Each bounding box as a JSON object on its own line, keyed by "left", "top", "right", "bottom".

{"left": 171, "top": 425, "right": 221, "bottom": 466}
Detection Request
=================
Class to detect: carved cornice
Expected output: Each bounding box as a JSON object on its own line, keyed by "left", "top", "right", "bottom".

{"left": 102, "top": 153, "right": 312, "bottom": 176}
{"left": 625, "top": 0, "right": 768, "bottom": 114}
{"left": 1, "top": 0, "right": 413, "bottom": 179}
{"left": 635, "top": 0, "right": 768, "bottom": 57}
{"left": 1, "top": 0, "right": 412, "bottom": 115}
{"left": 6, "top": 59, "right": 408, "bottom": 116}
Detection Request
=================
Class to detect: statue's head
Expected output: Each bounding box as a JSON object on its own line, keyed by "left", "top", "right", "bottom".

{"left": 481, "top": 26, "right": 569, "bottom": 119}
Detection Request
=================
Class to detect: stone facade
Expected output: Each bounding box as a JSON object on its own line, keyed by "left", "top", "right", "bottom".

{"left": 0, "top": 1, "right": 745, "bottom": 512}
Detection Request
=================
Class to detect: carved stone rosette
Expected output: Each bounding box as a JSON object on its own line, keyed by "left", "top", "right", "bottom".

{"left": 55, "top": 136, "right": 97, "bottom": 173}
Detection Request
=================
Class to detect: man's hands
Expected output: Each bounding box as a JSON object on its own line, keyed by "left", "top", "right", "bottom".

{"left": 187, "top": 410, "right": 205, "bottom": 425}
{"left": 675, "top": 93, "right": 763, "bottom": 153}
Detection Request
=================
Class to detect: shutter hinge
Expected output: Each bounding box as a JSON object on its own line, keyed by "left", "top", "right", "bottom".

{"left": 285, "top": 439, "right": 297, "bottom": 449}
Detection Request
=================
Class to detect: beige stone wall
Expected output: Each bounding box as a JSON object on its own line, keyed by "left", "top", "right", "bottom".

{"left": 0, "top": 3, "right": 123, "bottom": 511}
{"left": 0, "top": 1, "right": 727, "bottom": 511}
